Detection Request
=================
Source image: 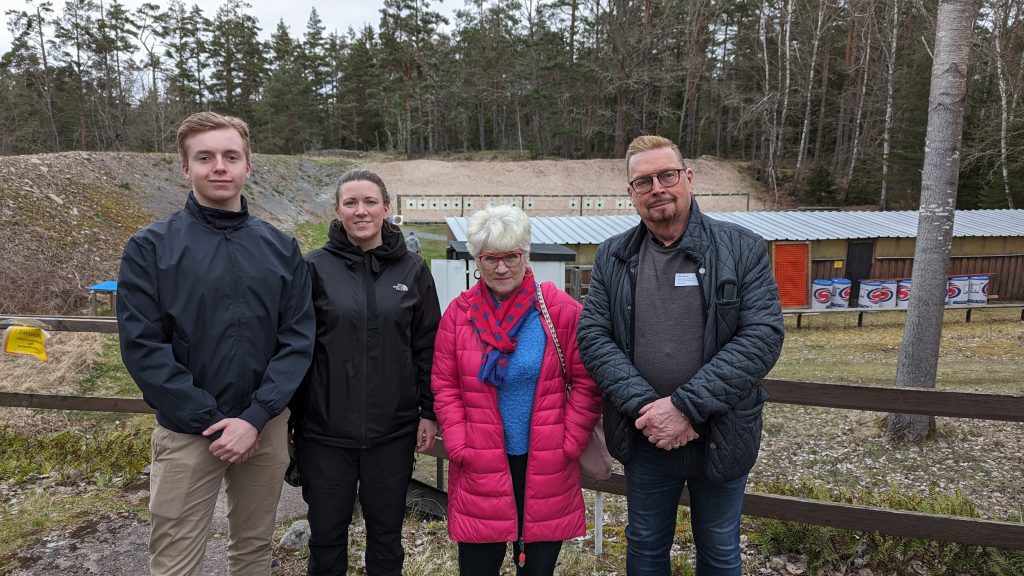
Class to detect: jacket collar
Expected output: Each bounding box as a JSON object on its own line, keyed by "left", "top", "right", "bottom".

{"left": 613, "top": 198, "right": 708, "bottom": 264}
{"left": 322, "top": 220, "right": 407, "bottom": 274}
{"left": 185, "top": 192, "right": 250, "bottom": 230}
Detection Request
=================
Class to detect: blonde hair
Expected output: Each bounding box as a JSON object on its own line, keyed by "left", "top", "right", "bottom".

{"left": 625, "top": 135, "right": 686, "bottom": 175}
{"left": 176, "top": 111, "right": 252, "bottom": 165}
{"left": 466, "top": 204, "right": 531, "bottom": 257}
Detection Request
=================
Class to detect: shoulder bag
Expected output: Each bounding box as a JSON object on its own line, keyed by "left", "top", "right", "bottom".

{"left": 535, "top": 282, "right": 612, "bottom": 481}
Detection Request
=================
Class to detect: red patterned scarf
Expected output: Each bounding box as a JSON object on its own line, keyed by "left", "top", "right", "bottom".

{"left": 467, "top": 268, "right": 537, "bottom": 386}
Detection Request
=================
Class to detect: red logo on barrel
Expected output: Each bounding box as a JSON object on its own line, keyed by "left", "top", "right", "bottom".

{"left": 875, "top": 287, "right": 894, "bottom": 303}
{"left": 814, "top": 288, "right": 832, "bottom": 304}
{"left": 897, "top": 285, "right": 910, "bottom": 300}
{"left": 867, "top": 288, "right": 891, "bottom": 303}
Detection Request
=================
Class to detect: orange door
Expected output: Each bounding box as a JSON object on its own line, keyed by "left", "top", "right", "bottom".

{"left": 773, "top": 243, "right": 809, "bottom": 308}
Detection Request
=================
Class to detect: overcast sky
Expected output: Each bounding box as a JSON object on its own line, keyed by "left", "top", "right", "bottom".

{"left": 0, "top": 0, "right": 461, "bottom": 55}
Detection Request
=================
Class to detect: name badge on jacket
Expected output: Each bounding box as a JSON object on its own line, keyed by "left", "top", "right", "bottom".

{"left": 674, "top": 272, "right": 698, "bottom": 287}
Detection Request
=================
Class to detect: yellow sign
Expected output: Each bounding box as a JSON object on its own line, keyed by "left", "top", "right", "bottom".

{"left": 2, "top": 326, "right": 50, "bottom": 362}
{"left": 834, "top": 260, "right": 843, "bottom": 269}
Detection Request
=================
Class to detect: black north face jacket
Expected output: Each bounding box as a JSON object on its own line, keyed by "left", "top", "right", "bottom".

{"left": 577, "top": 200, "right": 785, "bottom": 482}
{"left": 290, "top": 222, "right": 441, "bottom": 448}
{"left": 117, "top": 193, "right": 315, "bottom": 435}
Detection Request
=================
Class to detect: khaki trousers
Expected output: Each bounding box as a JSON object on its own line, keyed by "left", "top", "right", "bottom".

{"left": 148, "top": 410, "right": 290, "bottom": 576}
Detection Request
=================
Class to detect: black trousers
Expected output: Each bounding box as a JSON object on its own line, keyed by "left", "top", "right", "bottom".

{"left": 297, "top": 433, "right": 416, "bottom": 576}
{"left": 458, "top": 453, "right": 564, "bottom": 576}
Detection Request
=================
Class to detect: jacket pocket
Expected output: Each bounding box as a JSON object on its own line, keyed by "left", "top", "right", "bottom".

{"left": 715, "top": 279, "right": 741, "bottom": 347}
{"left": 704, "top": 402, "right": 764, "bottom": 482}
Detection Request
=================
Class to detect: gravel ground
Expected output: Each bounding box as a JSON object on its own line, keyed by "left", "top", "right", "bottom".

{"left": 5, "top": 482, "right": 308, "bottom": 575}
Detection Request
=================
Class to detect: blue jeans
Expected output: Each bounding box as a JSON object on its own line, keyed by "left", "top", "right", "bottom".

{"left": 624, "top": 439, "right": 747, "bottom": 576}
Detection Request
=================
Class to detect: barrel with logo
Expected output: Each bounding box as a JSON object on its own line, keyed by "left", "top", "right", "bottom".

{"left": 811, "top": 279, "right": 833, "bottom": 310}
{"left": 896, "top": 279, "right": 912, "bottom": 309}
{"left": 876, "top": 279, "right": 897, "bottom": 309}
{"left": 830, "top": 278, "right": 852, "bottom": 308}
{"left": 968, "top": 275, "right": 989, "bottom": 305}
{"left": 858, "top": 281, "right": 881, "bottom": 308}
{"left": 947, "top": 276, "right": 970, "bottom": 307}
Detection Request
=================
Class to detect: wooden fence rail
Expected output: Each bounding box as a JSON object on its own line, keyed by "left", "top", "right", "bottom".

{"left": 2, "top": 315, "right": 1023, "bottom": 551}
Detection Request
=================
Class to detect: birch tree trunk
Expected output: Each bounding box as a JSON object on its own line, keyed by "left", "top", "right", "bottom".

{"left": 791, "top": 0, "right": 829, "bottom": 196}
{"left": 880, "top": 0, "right": 901, "bottom": 210}
{"left": 760, "top": 0, "right": 779, "bottom": 201}
{"left": 994, "top": 15, "right": 1017, "bottom": 208}
{"left": 814, "top": 35, "right": 832, "bottom": 163}
{"left": 775, "top": 0, "right": 795, "bottom": 179}
{"left": 886, "top": 0, "right": 979, "bottom": 445}
{"left": 841, "top": 33, "right": 872, "bottom": 200}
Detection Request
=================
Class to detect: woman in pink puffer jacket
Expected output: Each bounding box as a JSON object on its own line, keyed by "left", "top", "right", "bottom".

{"left": 432, "top": 205, "right": 603, "bottom": 576}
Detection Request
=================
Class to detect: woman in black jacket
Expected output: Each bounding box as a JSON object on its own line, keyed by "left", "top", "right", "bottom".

{"left": 291, "top": 169, "right": 441, "bottom": 576}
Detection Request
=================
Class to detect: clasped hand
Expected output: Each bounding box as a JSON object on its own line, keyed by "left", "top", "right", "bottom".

{"left": 204, "top": 418, "right": 259, "bottom": 463}
{"left": 635, "top": 397, "right": 699, "bottom": 451}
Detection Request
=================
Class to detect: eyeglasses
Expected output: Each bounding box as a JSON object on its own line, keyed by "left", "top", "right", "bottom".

{"left": 629, "top": 168, "right": 684, "bottom": 195}
{"left": 477, "top": 251, "right": 523, "bottom": 269}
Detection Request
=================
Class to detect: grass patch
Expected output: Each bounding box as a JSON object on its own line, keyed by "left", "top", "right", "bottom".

{"left": 0, "top": 419, "right": 152, "bottom": 485}
{"left": 291, "top": 221, "right": 330, "bottom": 254}
{"left": 749, "top": 478, "right": 1024, "bottom": 575}
{"left": 771, "top": 309, "right": 1024, "bottom": 393}
{"left": 76, "top": 335, "right": 137, "bottom": 397}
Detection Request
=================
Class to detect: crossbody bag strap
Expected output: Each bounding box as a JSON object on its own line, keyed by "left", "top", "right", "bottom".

{"left": 535, "top": 282, "right": 570, "bottom": 393}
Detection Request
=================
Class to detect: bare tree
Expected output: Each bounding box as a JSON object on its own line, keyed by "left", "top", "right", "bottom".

{"left": 993, "top": 0, "right": 1018, "bottom": 208}
{"left": 842, "top": 26, "right": 872, "bottom": 199}
{"left": 791, "top": 0, "right": 831, "bottom": 196}
{"left": 886, "top": 0, "right": 980, "bottom": 445}
{"left": 8, "top": 1, "right": 61, "bottom": 151}
{"left": 879, "top": 0, "right": 901, "bottom": 210}
{"left": 775, "top": 0, "right": 795, "bottom": 178}
{"left": 759, "top": 0, "right": 779, "bottom": 200}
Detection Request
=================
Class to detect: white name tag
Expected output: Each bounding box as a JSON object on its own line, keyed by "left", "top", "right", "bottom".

{"left": 675, "top": 273, "right": 698, "bottom": 287}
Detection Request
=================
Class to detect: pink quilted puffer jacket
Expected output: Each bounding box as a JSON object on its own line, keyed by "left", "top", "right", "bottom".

{"left": 431, "top": 281, "right": 603, "bottom": 543}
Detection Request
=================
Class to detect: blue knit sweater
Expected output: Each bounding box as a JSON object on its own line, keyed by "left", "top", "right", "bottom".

{"left": 498, "top": 308, "right": 544, "bottom": 455}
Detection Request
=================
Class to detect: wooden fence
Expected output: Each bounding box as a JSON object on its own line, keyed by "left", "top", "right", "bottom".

{"left": 2, "top": 314, "right": 1023, "bottom": 551}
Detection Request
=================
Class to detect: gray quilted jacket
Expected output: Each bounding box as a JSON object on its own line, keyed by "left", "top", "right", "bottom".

{"left": 577, "top": 200, "right": 784, "bottom": 482}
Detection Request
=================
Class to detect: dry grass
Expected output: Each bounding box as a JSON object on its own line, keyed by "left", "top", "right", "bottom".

{"left": 0, "top": 333, "right": 106, "bottom": 436}
{"left": 0, "top": 333, "right": 104, "bottom": 394}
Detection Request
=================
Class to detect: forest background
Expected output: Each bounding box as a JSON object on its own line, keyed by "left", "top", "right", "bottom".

{"left": 2, "top": 0, "right": 1023, "bottom": 211}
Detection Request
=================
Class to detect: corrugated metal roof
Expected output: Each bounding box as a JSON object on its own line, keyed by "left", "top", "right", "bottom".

{"left": 446, "top": 210, "right": 1024, "bottom": 243}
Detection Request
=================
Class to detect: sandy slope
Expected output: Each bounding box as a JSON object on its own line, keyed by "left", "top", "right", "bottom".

{"left": 361, "top": 155, "right": 771, "bottom": 211}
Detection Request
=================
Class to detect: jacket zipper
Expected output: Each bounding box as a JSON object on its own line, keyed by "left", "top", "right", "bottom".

{"left": 626, "top": 261, "right": 637, "bottom": 361}
{"left": 516, "top": 323, "right": 548, "bottom": 569}
{"left": 360, "top": 260, "right": 368, "bottom": 447}
{"left": 223, "top": 230, "right": 245, "bottom": 408}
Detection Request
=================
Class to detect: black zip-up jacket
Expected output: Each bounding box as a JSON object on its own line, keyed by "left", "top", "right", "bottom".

{"left": 117, "top": 193, "right": 315, "bottom": 435}
{"left": 578, "top": 200, "right": 784, "bottom": 482}
{"left": 291, "top": 222, "right": 441, "bottom": 448}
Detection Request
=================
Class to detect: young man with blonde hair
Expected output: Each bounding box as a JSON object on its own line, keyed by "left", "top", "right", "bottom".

{"left": 579, "top": 135, "right": 784, "bottom": 575}
{"left": 117, "top": 111, "right": 315, "bottom": 575}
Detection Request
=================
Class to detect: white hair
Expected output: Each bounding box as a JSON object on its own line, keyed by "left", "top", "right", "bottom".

{"left": 466, "top": 204, "right": 531, "bottom": 257}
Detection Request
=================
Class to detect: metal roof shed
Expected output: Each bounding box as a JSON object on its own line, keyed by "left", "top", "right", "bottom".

{"left": 446, "top": 210, "right": 1024, "bottom": 305}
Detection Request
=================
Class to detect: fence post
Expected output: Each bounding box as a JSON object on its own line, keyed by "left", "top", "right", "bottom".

{"left": 594, "top": 490, "right": 604, "bottom": 554}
